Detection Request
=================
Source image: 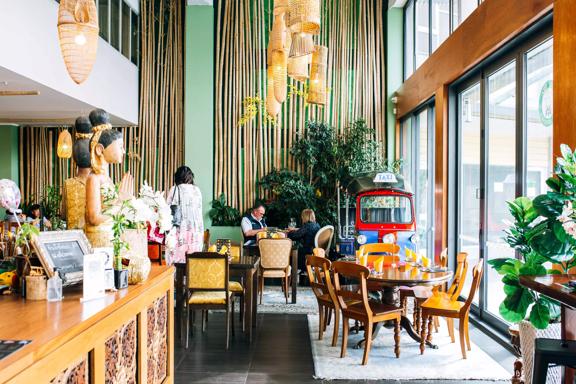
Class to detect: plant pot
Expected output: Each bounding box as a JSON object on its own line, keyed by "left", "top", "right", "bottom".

{"left": 114, "top": 269, "right": 129, "bottom": 289}
{"left": 519, "top": 320, "right": 562, "bottom": 384}
{"left": 25, "top": 275, "right": 47, "bottom": 300}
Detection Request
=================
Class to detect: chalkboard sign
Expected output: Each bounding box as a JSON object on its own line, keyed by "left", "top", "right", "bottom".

{"left": 31, "top": 230, "right": 92, "bottom": 286}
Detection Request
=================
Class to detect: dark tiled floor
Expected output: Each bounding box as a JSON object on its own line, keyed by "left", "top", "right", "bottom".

{"left": 175, "top": 312, "right": 514, "bottom": 384}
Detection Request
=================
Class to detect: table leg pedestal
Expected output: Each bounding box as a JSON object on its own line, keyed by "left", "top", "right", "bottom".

{"left": 291, "top": 249, "right": 298, "bottom": 304}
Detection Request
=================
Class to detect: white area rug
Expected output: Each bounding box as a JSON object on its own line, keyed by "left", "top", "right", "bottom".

{"left": 257, "top": 286, "right": 318, "bottom": 314}
{"left": 308, "top": 314, "right": 511, "bottom": 381}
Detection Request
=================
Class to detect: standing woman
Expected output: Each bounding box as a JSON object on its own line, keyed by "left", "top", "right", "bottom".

{"left": 166, "top": 166, "right": 204, "bottom": 264}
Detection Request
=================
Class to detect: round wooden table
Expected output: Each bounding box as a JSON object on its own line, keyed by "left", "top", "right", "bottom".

{"left": 362, "top": 264, "right": 453, "bottom": 349}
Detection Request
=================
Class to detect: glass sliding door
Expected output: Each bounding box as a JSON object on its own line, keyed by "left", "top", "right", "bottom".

{"left": 486, "top": 61, "right": 516, "bottom": 317}
{"left": 458, "top": 83, "right": 481, "bottom": 304}
{"left": 452, "top": 22, "right": 552, "bottom": 330}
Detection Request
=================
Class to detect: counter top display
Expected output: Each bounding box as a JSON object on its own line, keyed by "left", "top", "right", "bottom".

{"left": 0, "top": 265, "right": 174, "bottom": 384}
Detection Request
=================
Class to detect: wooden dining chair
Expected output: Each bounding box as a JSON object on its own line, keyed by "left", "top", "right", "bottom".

{"left": 306, "top": 255, "right": 341, "bottom": 346}
{"left": 359, "top": 243, "right": 401, "bottom": 264}
{"left": 258, "top": 238, "right": 293, "bottom": 304}
{"left": 332, "top": 261, "right": 402, "bottom": 365}
{"left": 419, "top": 258, "right": 484, "bottom": 359}
{"left": 185, "top": 252, "right": 235, "bottom": 350}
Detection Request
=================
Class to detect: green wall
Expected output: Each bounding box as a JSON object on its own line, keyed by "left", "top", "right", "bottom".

{"left": 0, "top": 125, "right": 19, "bottom": 183}
{"left": 386, "top": 8, "right": 404, "bottom": 162}
{"left": 184, "top": 5, "right": 242, "bottom": 242}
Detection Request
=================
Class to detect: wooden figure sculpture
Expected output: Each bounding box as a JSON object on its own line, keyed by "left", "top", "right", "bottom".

{"left": 62, "top": 116, "right": 93, "bottom": 230}
{"left": 85, "top": 109, "right": 133, "bottom": 247}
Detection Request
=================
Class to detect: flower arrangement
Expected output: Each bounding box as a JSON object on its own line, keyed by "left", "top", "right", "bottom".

{"left": 103, "top": 182, "right": 175, "bottom": 268}
{"left": 489, "top": 144, "right": 576, "bottom": 329}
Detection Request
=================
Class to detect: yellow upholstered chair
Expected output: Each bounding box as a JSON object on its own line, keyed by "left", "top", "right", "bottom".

{"left": 258, "top": 238, "right": 293, "bottom": 304}
{"left": 312, "top": 247, "right": 326, "bottom": 258}
{"left": 185, "top": 252, "right": 234, "bottom": 350}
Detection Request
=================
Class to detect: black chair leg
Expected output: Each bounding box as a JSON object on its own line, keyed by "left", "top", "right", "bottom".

{"left": 532, "top": 348, "right": 549, "bottom": 384}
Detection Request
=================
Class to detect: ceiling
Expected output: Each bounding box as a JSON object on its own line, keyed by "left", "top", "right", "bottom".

{"left": 0, "top": 66, "right": 133, "bottom": 127}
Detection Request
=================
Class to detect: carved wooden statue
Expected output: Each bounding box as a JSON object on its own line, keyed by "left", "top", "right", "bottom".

{"left": 85, "top": 109, "right": 133, "bottom": 247}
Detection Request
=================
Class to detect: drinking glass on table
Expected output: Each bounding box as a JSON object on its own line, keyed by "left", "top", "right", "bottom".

{"left": 288, "top": 218, "right": 296, "bottom": 230}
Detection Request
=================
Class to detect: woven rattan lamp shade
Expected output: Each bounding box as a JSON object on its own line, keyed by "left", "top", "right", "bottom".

{"left": 288, "top": 0, "right": 320, "bottom": 35}
{"left": 272, "top": 50, "right": 288, "bottom": 103}
{"left": 270, "top": 13, "right": 287, "bottom": 51}
{"left": 288, "top": 54, "right": 310, "bottom": 82}
{"left": 289, "top": 32, "right": 314, "bottom": 57}
{"left": 307, "top": 45, "right": 327, "bottom": 105}
{"left": 57, "top": 129, "right": 73, "bottom": 158}
{"left": 57, "top": 0, "right": 99, "bottom": 84}
{"left": 274, "top": 0, "right": 289, "bottom": 15}
{"left": 266, "top": 67, "right": 282, "bottom": 117}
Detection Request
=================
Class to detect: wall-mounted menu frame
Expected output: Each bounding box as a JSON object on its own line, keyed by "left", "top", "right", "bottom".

{"left": 31, "top": 230, "right": 92, "bottom": 286}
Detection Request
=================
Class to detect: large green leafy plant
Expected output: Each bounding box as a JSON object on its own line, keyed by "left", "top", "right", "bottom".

{"left": 209, "top": 194, "right": 241, "bottom": 226}
{"left": 489, "top": 144, "right": 576, "bottom": 329}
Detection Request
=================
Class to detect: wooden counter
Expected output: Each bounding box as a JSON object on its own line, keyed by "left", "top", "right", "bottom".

{"left": 0, "top": 266, "right": 175, "bottom": 384}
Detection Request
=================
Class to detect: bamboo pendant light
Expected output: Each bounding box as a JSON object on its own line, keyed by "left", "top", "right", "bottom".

{"left": 273, "top": 0, "right": 289, "bottom": 15}
{"left": 57, "top": 129, "right": 73, "bottom": 158}
{"left": 57, "top": 0, "right": 99, "bottom": 84}
{"left": 288, "top": 54, "right": 310, "bottom": 82}
{"left": 289, "top": 32, "right": 314, "bottom": 57}
{"left": 266, "top": 67, "right": 281, "bottom": 117}
{"left": 307, "top": 45, "right": 327, "bottom": 105}
{"left": 270, "top": 13, "right": 287, "bottom": 51}
{"left": 272, "top": 50, "right": 288, "bottom": 103}
{"left": 288, "top": 0, "right": 321, "bottom": 35}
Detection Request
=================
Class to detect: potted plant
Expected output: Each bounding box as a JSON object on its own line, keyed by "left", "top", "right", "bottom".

{"left": 489, "top": 144, "right": 576, "bottom": 384}
{"left": 208, "top": 194, "right": 243, "bottom": 241}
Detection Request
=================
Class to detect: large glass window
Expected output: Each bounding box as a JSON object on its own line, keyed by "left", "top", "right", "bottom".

{"left": 110, "top": 0, "right": 120, "bottom": 49}
{"left": 131, "top": 11, "right": 140, "bottom": 65}
{"left": 453, "top": 27, "right": 553, "bottom": 330}
{"left": 486, "top": 61, "right": 516, "bottom": 317}
{"left": 121, "top": 1, "right": 131, "bottom": 59}
{"left": 404, "top": 0, "right": 415, "bottom": 79}
{"left": 415, "top": 0, "right": 430, "bottom": 68}
{"left": 431, "top": 0, "right": 450, "bottom": 51}
{"left": 526, "top": 39, "right": 553, "bottom": 198}
{"left": 98, "top": 0, "right": 109, "bottom": 42}
{"left": 404, "top": 0, "right": 479, "bottom": 79}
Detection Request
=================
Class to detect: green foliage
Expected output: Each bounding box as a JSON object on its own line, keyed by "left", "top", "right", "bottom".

{"left": 259, "top": 119, "right": 389, "bottom": 229}
{"left": 14, "top": 223, "right": 40, "bottom": 249}
{"left": 209, "top": 194, "right": 241, "bottom": 226}
{"left": 488, "top": 144, "right": 576, "bottom": 329}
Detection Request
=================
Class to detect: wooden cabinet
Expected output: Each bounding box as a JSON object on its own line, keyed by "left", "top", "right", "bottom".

{"left": 0, "top": 266, "right": 174, "bottom": 384}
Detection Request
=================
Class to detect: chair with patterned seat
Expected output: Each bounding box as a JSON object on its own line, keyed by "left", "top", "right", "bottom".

{"left": 258, "top": 238, "right": 293, "bottom": 304}
{"left": 185, "top": 252, "right": 234, "bottom": 350}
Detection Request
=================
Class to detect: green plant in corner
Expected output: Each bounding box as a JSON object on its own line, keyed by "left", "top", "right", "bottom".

{"left": 209, "top": 194, "right": 241, "bottom": 226}
{"left": 488, "top": 144, "right": 576, "bottom": 329}
{"left": 41, "top": 185, "right": 65, "bottom": 230}
{"left": 14, "top": 223, "right": 40, "bottom": 250}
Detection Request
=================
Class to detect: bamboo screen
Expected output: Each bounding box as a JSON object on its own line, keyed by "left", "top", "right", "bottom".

{"left": 17, "top": 0, "right": 184, "bottom": 201}
{"left": 214, "top": 0, "right": 386, "bottom": 213}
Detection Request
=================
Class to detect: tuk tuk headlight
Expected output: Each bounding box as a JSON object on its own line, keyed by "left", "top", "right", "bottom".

{"left": 382, "top": 233, "right": 396, "bottom": 244}
{"left": 409, "top": 234, "right": 419, "bottom": 244}
{"left": 357, "top": 235, "right": 367, "bottom": 245}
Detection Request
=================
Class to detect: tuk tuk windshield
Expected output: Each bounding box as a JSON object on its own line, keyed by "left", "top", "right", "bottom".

{"left": 360, "top": 195, "right": 413, "bottom": 224}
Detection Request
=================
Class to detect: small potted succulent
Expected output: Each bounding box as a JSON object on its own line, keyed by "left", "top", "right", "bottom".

{"left": 489, "top": 144, "right": 576, "bottom": 384}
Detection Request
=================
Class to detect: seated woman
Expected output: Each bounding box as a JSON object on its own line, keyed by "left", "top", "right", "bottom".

{"left": 287, "top": 209, "right": 320, "bottom": 272}
{"left": 26, "top": 204, "right": 51, "bottom": 230}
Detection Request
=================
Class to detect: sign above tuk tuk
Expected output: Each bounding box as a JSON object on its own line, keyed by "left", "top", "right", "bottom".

{"left": 373, "top": 172, "right": 398, "bottom": 183}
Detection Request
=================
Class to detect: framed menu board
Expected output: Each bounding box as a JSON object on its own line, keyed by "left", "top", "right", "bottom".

{"left": 31, "top": 230, "right": 92, "bottom": 286}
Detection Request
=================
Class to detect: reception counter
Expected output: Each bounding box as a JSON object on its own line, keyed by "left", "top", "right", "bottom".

{"left": 0, "top": 266, "right": 174, "bottom": 384}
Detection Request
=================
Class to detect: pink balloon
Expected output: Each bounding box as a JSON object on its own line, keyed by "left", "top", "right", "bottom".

{"left": 0, "top": 179, "right": 21, "bottom": 211}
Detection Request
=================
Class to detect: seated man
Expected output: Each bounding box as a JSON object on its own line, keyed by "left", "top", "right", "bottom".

{"left": 241, "top": 203, "right": 267, "bottom": 246}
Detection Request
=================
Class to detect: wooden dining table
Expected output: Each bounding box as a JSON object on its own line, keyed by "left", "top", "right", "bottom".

{"left": 354, "top": 262, "right": 453, "bottom": 348}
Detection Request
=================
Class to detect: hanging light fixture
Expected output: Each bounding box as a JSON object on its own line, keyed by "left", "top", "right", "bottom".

{"left": 57, "top": 0, "right": 99, "bottom": 84}
{"left": 288, "top": 54, "right": 310, "bottom": 82}
{"left": 289, "top": 32, "right": 314, "bottom": 58}
{"left": 273, "top": 0, "right": 289, "bottom": 15}
{"left": 57, "top": 129, "right": 73, "bottom": 159}
{"left": 288, "top": 0, "right": 321, "bottom": 35}
{"left": 270, "top": 13, "right": 287, "bottom": 52}
{"left": 272, "top": 50, "right": 288, "bottom": 103}
{"left": 307, "top": 45, "right": 328, "bottom": 106}
{"left": 266, "top": 67, "right": 281, "bottom": 117}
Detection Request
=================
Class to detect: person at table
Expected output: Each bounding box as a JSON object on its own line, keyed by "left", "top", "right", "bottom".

{"left": 26, "top": 204, "right": 51, "bottom": 230}
{"left": 241, "top": 202, "right": 267, "bottom": 246}
{"left": 287, "top": 208, "right": 320, "bottom": 271}
{"left": 166, "top": 166, "right": 204, "bottom": 264}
